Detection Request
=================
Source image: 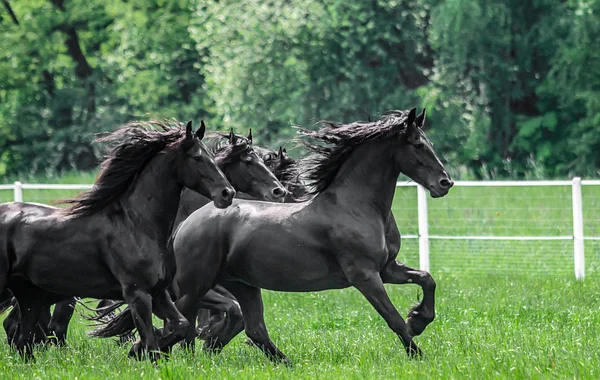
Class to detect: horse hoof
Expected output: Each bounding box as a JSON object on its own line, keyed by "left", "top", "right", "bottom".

{"left": 128, "top": 341, "right": 144, "bottom": 360}
{"left": 17, "top": 347, "right": 36, "bottom": 362}
{"left": 196, "top": 327, "right": 211, "bottom": 340}
{"left": 405, "top": 341, "right": 423, "bottom": 359}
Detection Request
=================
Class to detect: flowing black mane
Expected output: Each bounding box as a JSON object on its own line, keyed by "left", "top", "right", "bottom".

{"left": 205, "top": 133, "right": 251, "bottom": 165}
{"left": 297, "top": 110, "right": 410, "bottom": 195}
{"left": 61, "top": 120, "right": 189, "bottom": 216}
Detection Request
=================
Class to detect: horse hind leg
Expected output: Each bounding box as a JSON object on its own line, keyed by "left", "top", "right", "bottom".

{"left": 223, "top": 281, "right": 290, "bottom": 365}
{"left": 380, "top": 260, "right": 436, "bottom": 337}
{"left": 3, "top": 297, "right": 50, "bottom": 348}
{"left": 11, "top": 297, "right": 45, "bottom": 360}
{"left": 48, "top": 298, "right": 77, "bottom": 345}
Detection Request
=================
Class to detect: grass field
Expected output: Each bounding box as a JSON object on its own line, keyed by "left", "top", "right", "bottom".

{"left": 0, "top": 173, "right": 599, "bottom": 378}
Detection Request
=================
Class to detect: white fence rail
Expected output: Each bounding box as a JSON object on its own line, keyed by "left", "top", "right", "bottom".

{"left": 2, "top": 178, "right": 599, "bottom": 279}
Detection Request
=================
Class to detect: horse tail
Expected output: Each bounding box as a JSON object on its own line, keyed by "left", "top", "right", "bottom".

{"left": 88, "top": 301, "right": 135, "bottom": 338}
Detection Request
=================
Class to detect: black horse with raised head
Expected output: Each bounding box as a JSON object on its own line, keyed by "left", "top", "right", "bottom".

{"left": 0, "top": 120, "right": 234, "bottom": 359}
{"left": 95, "top": 108, "right": 453, "bottom": 363}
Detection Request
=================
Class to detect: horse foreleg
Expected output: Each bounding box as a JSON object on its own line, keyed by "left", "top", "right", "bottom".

{"left": 224, "top": 281, "right": 290, "bottom": 365}
{"left": 196, "top": 284, "right": 237, "bottom": 339}
{"left": 151, "top": 289, "right": 190, "bottom": 353}
{"left": 122, "top": 287, "right": 159, "bottom": 361}
{"left": 351, "top": 272, "right": 422, "bottom": 357}
{"left": 380, "top": 260, "right": 436, "bottom": 337}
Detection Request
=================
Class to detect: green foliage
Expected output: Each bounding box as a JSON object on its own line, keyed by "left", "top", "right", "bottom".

{"left": 1, "top": 0, "right": 600, "bottom": 178}
{"left": 190, "top": 0, "right": 432, "bottom": 147}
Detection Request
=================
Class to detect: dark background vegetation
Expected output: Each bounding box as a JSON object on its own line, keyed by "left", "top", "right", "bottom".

{"left": 1, "top": 0, "right": 598, "bottom": 180}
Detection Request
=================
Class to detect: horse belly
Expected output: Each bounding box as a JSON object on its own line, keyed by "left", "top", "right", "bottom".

{"left": 15, "top": 239, "right": 120, "bottom": 299}
{"left": 225, "top": 231, "right": 349, "bottom": 292}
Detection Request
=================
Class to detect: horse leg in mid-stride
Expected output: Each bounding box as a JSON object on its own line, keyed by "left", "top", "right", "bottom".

{"left": 350, "top": 272, "right": 422, "bottom": 357}
{"left": 223, "top": 281, "right": 290, "bottom": 365}
{"left": 174, "top": 291, "right": 203, "bottom": 351}
{"left": 4, "top": 303, "right": 53, "bottom": 348}
{"left": 122, "top": 287, "right": 159, "bottom": 360}
{"left": 10, "top": 296, "right": 45, "bottom": 359}
{"left": 151, "top": 289, "right": 190, "bottom": 353}
{"left": 380, "top": 260, "right": 436, "bottom": 337}
{"left": 197, "top": 288, "right": 244, "bottom": 352}
{"left": 196, "top": 285, "right": 238, "bottom": 339}
{"left": 48, "top": 298, "right": 77, "bottom": 345}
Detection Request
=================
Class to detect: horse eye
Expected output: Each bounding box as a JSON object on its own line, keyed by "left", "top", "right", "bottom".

{"left": 414, "top": 142, "right": 424, "bottom": 149}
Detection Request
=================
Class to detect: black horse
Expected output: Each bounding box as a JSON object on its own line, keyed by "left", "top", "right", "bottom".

{"left": 0, "top": 120, "right": 235, "bottom": 359}
{"left": 0, "top": 128, "right": 287, "bottom": 348}
{"left": 94, "top": 108, "right": 453, "bottom": 363}
{"left": 94, "top": 144, "right": 305, "bottom": 344}
{"left": 196, "top": 146, "right": 306, "bottom": 342}
{"left": 258, "top": 145, "right": 306, "bottom": 201}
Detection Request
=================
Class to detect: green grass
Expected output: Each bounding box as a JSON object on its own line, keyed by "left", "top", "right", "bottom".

{"left": 1, "top": 175, "right": 600, "bottom": 378}
{"left": 0, "top": 275, "right": 598, "bottom": 379}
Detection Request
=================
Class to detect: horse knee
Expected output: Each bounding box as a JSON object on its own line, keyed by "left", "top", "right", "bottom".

{"left": 421, "top": 272, "right": 436, "bottom": 292}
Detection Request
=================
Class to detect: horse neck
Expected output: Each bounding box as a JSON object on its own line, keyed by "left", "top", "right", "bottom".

{"left": 175, "top": 187, "right": 211, "bottom": 226}
{"left": 317, "top": 140, "right": 399, "bottom": 216}
{"left": 119, "top": 154, "right": 183, "bottom": 244}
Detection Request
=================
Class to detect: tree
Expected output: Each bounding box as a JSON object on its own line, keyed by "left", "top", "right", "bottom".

{"left": 190, "top": 0, "right": 434, "bottom": 146}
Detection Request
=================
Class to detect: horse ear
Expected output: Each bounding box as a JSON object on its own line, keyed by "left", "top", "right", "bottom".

{"left": 416, "top": 108, "right": 426, "bottom": 128}
{"left": 195, "top": 120, "right": 205, "bottom": 140}
{"left": 406, "top": 108, "right": 417, "bottom": 136}
{"left": 228, "top": 128, "right": 236, "bottom": 144}
{"left": 278, "top": 146, "right": 284, "bottom": 157}
{"left": 247, "top": 129, "right": 252, "bottom": 144}
{"left": 185, "top": 120, "right": 193, "bottom": 138}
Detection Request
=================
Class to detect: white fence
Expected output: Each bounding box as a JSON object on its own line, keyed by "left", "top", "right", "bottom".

{"left": 2, "top": 178, "right": 599, "bottom": 279}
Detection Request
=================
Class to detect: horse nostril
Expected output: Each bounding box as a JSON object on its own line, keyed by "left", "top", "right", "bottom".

{"left": 272, "top": 187, "right": 285, "bottom": 198}
{"left": 222, "top": 188, "right": 235, "bottom": 200}
{"left": 439, "top": 178, "right": 454, "bottom": 188}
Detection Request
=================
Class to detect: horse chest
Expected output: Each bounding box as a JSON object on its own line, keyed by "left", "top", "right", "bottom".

{"left": 103, "top": 231, "right": 173, "bottom": 285}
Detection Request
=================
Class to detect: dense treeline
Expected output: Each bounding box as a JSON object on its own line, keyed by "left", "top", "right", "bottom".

{"left": 1, "top": 0, "right": 598, "bottom": 179}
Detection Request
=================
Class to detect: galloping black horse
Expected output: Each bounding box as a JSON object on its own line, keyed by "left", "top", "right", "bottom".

{"left": 94, "top": 108, "right": 453, "bottom": 363}
{"left": 196, "top": 146, "right": 305, "bottom": 341}
{"left": 0, "top": 120, "right": 235, "bottom": 359}
{"left": 93, "top": 143, "right": 305, "bottom": 344}
{"left": 0, "top": 128, "right": 287, "bottom": 348}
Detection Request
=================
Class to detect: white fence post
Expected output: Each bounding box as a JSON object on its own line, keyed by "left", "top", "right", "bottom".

{"left": 572, "top": 177, "right": 585, "bottom": 280}
{"left": 13, "top": 181, "right": 22, "bottom": 202}
{"left": 417, "top": 184, "right": 430, "bottom": 272}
